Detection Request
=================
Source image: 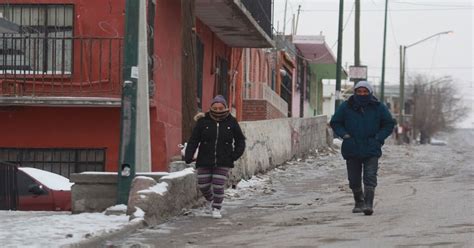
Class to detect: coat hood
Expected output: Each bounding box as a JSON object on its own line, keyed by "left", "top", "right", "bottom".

{"left": 193, "top": 112, "right": 206, "bottom": 121}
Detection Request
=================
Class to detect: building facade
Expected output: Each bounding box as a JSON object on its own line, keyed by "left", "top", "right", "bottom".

{"left": 0, "top": 0, "right": 273, "bottom": 175}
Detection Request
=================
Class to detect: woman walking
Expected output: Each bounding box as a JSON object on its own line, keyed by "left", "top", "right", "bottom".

{"left": 185, "top": 95, "right": 246, "bottom": 218}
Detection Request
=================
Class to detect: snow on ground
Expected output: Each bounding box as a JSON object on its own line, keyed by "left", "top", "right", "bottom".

{"left": 0, "top": 210, "right": 130, "bottom": 248}
{"left": 0, "top": 169, "right": 198, "bottom": 248}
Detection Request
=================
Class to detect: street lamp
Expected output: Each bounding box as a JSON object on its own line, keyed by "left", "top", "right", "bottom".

{"left": 398, "top": 30, "right": 453, "bottom": 126}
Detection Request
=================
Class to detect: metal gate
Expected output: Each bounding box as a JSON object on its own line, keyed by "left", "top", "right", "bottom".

{"left": 0, "top": 148, "right": 106, "bottom": 179}
{"left": 0, "top": 160, "right": 18, "bottom": 210}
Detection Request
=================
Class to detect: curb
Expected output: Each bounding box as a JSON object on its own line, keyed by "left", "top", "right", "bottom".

{"left": 64, "top": 219, "right": 146, "bottom": 248}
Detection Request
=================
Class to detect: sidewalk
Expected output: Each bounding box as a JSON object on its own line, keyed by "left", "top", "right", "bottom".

{"left": 0, "top": 170, "right": 273, "bottom": 248}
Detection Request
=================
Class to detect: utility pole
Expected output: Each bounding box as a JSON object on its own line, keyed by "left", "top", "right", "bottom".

{"left": 117, "top": 0, "right": 140, "bottom": 205}
{"left": 283, "top": 0, "right": 288, "bottom": 35}
{"left": 272, "top": 0, "right": 275, "bottom": 31}
{"left": 354, "top": 0, "right": 361, "bottom": 86}
{"left": 380, "top": 0, "right": 389, "bottom": 103}
{"left": 136, "top": 0, "right": 151, "bottom": 172}
{"left": 399, "top": 45, "right": 405, "bottom": 126}
{"left": 335, "top": 0, "right": 344, "bottom": 110}
{"left": 399, "top": 31, "right": 452, "bottom": 143}
{"left": 291, "top": 14, "right": 295, "bottom": 35}
{"left": 181, "top": 0, "right": 198, "bottom": 144}
{"left": 295, "top": 5, "right": 301, "bottom": 35}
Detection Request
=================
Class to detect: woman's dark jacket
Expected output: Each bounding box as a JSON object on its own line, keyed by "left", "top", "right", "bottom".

{"left": 184, "top": 112, "right": 246, "bottom": 168}
{"left": 330, "top": 95, "right": 395, "bottom": 160}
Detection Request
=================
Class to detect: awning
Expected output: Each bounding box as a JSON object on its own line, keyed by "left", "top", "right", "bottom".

{"left": 195, "top": 0, "right": 274, "bottom": 48}
{"left": 293, "top": 35, "right": 336, "bottom": 64}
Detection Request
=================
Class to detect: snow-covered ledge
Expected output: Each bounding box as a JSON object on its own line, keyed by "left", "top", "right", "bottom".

{"left": 70, "top": 171, "right": 167, "bottom": 214}
{"left": 126, "top": 168, "right": 199, "bottom": 226}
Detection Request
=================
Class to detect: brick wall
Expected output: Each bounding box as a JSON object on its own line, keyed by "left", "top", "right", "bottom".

{"left": 242, "top": 99, "right": 286, "bottom": 121}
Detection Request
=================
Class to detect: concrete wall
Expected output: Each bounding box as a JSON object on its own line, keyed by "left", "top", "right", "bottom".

{"left": 71, "top": 172, "right": 167, "bottom": 214}
{"left": 229, "top": 115, "right": 327, "bottom": 185}
{"left": 126, "top": 169, "right": 198, "bottom": 226}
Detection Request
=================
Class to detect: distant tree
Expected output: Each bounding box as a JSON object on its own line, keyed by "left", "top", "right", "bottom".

{"left": 410, "top": 74, "right": 468, "bottom": 144}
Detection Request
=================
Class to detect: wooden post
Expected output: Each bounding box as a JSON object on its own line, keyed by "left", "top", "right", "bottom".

{"left": 181, "top": 0, "right": 198, "bottom": 143}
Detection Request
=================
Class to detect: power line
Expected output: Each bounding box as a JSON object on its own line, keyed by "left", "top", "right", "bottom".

{"left": 287, "top": 3, "right": 356, "bottom": 62}
{"left": 302, "top": 8, "right": 474, "bottom": 12}
{"left": 392, "top": 1, "right": 473, "bottom": 8}
{"left": 388, "top": 4, "right": 399, "bottom": 47}
{"left": 370, "top": 66, "right": 474, "bottom": 70}
{"left": 264, "top": 1, "right": 356, "bottom": 62}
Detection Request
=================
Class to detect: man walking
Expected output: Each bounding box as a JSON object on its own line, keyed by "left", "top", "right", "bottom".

{"left": 330, "top": 81, "right": 395, "bottom": 215}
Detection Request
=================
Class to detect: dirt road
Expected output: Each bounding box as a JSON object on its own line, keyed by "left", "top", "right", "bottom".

{"left": 110, "top": 130, "right": 474, "bottom": 248}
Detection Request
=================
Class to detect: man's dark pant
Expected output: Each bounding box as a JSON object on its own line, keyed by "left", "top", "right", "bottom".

{"left": 346, "top": 157, "right": 379, "bottom": 189}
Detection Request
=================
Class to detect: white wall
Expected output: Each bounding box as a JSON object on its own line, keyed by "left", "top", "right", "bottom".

{"left": 230, "top": 116, "right": 328, "bottom": 184}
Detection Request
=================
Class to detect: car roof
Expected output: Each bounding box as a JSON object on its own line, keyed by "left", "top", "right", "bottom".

{"left": 18, "top": 167, "right": 73, "bottom": 191}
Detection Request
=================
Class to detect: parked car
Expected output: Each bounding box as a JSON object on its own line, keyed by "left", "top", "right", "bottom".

{"left": 17, "top": 167, "right": 73, "bottom": 211}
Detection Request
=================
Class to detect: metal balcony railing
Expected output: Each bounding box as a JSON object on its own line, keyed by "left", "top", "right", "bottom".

{"left": 244, "top": 81, "right": 288, "bottom": 116}
{"left": 0, "top": 36, "right": 123, "bottom": 98}
{"left": 241, "top": 0, "right": 273, "bottom": 39}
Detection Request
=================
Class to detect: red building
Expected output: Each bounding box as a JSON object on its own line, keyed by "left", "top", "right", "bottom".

{"left": 0, "top": 0, "right": 273, "bottom": 175}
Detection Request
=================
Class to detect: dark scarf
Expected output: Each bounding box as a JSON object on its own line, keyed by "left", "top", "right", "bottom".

{"left": 350, "top": 94, "right": 379, "bottom": 111}
{"left": 209, "top": 109, "right": 230, "bottom": 122}
{"left": 354, "top": 94, "right": 372, "bottom": 107}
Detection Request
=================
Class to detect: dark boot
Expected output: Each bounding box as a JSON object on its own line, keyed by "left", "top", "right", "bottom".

{"left": 352, "top": 188, "right": 364, "bottom": 213}
{"left": 363, "top": 186, "right": 375, "bottom": 215}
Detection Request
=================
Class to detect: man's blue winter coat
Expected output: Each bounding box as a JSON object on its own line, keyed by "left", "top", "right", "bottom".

{"left": 330, "top": 95, "right": 395, "bottom": 160}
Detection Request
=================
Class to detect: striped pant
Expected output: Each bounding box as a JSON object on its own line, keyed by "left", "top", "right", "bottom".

{"left": 197, "top": 167, "right": 230, "bottom": 210}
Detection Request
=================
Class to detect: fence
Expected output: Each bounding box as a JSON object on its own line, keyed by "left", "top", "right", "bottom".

{"left": 0, "top": 148, "right": 106, "bottom": 179}
{"left": 0, "top": 160, "right": 18, "bottom": 210}
{"left": 0, "top": 35, "right": 123, "bottom": 98}
{"left": 241, "top": 0, "right": 273, "bottom": 38}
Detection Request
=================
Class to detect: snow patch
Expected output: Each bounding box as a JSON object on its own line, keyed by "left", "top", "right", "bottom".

{"left": 236, "top": 177, "right": 267, "bottom": 189}
{"left": 161, "top": 168, "right": 195, "bottom": 180}
{"left": 0, "top": 211, "right": 129, "bottom": 247}
{"left": 135, "top": 176, "right": 156, "bottom": 181}
{"left": 81, "top": 171, "right": 117, "bottom": 175}
{"left": 139, "top": 182, "right": 169, "bottom": 196}
{"left": 106, "top": 204, "right": 127, "bottom": 212}
{"left": 137, "top": 172, "right": 169, "bottom": 176}
{"left": 133, "top": 207, "right": 145, "bottom": 218}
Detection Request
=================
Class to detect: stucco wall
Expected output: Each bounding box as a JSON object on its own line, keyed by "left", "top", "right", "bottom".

{"left": 229, "top": 115, "right": 327, "bottom": 184}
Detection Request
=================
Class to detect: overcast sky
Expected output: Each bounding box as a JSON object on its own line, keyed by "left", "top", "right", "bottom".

{"left": 274, "top": 0, "right": 473, "bottom": 128}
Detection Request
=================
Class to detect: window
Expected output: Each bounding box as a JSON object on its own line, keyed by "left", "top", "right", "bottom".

{"left": 216, "top": 56, "right": 229, "bottom": 98}
{"left": 0, "top": 4, "right": 74, "bottom": 73}
{"left": 0, "top": 148, "right": 105, "bottom": 178}
{"left": 306, "top": 67, "right": 311, "bottom": 101}
{"left": 196, "top": 37, "right": 204, "bottom": 111}
{"left": 17, "top": 170, "right": 47, "bottom": 196}
{"left": 280, "top": 66, "right": 292, "bottom": 117}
